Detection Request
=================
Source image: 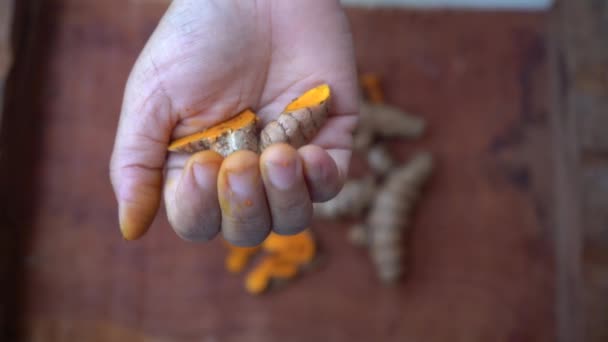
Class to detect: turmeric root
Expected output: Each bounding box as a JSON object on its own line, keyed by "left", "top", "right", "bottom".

{"left": 243, "top": 229, "right": 316, "bottom": 294}
{"left": 359, "top": 73, "right": 384, "bottom": 104}
{"left": 260, "top": 84, "right": 331, "bottom": 150}
{"left": 313, "top": 176, "right": 376, "bottom": 219}
{"left": 367, "top": 144, "right": 394, "bottom": 176}
{"left": 348, "top": 223, "right": 369, "bottom": 247}
{"left": 368, "top": 152, "right": 434, "bottom": 284}
{"left": 359, "top": 101, "right": 426, "bottom": 141}
{"left": 356, "top": 74, "right": 425, "bottom": 150}
{"left": 168, "top": 109, "right": 259, "bottom": 157}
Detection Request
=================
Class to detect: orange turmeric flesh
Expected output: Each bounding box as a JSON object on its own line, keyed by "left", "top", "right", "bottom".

{"left": 261, "top": 230, "right": 315, "bottom": 263}
{"left": 359, "top": 73, "right": 384, "bottom": 104}
{"left": 284, "top": 84, "right": 330, "bottom": 111}
{"left": 224, "top": 241, "right": 261, "bottom": 274}
{"left": 222, "top": 229, "right": 317, "bottom": 294}
{"left": 168, "top": 109, "right": 258, "bottom": 154}
{"left": 245, "top": 254, "right": 299, "bottom": 294}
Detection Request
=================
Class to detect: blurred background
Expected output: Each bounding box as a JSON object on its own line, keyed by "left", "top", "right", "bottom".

{"left": 0, "top": 0, "right": 606, "bottom": 341}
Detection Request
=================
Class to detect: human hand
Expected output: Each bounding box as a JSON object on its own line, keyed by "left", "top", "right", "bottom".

{"left": 110, "top": 0, "right": 358, "bottom": 246}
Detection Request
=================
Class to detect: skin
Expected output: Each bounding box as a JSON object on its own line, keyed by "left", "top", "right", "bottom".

{"left": 109, "top": 0, "right": 359, "bottom": 246}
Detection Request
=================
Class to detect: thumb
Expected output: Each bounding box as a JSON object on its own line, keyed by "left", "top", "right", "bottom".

{"left": 110, "top": 76, "right": 175, "bottom": 240}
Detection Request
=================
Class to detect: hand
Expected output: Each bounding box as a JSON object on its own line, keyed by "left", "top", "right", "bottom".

{"left": 110, "top": 0, "right": 359, "bottom": 246}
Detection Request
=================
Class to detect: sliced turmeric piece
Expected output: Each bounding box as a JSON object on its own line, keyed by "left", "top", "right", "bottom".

{"left": 245, "top": 254, "right": 300, "bottom": 295}
{"left": 168, "top": 109, "right": 259, "bottom": 157}
{"left": 245, "top": 256, "right": 276, "bottom": 294}
{"left": 243, "top": 229, "right": 316, "bottom": 294}
{"left": 359, "top": 73, "right": 384, "bottom": 104}
{"left": 260, "top": 84, "right": 331, "bottom": 150}
{"left": 261, "top": 230, "right": 316, "bottom": 264}
{"left": 265, "top": 257, "right": 299, "bottom": 278}
{"left": 223, "top": 240, "right": 261, "bottom": 274}
{"left": 358, "top": 101, "right": 426, "bottom": 142}
{"left": 223, "top": 228, "right": 317, "bottom": 294}
{"left": 313, "top": 176, "right": 376, "bottom": 219}
{"left": 244, "top": 256, "right": 300, "bottom": 294}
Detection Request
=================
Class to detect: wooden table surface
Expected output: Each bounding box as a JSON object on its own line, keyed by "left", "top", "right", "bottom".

{"left": 1, "top": 1, "right": 556, "bottom": 341}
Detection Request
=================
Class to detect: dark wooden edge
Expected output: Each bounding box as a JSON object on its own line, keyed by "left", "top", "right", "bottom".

{"left": 0, "top": 0, "right": 15, "bottom": 129}
{"left": 549, "top": 1, "right": 584, "bottom": 341}
{"left": 0, "top": 0, "right": 46, "bottom": 340}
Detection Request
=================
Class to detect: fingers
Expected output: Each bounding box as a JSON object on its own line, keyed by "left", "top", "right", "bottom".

{"left": 167, "top": 145, "right": 320, "bottom": 245}
{"left": 298, "top": 145, "right": 343, "bottom": 202}
{"left": 218, "top": 150, "right": 271, "bottom": 247}
{"left": 260, "top": 144, "right": 313, "bottom": 235}
{"left": 164, "top": 151, "right": 223, "bottom": 241}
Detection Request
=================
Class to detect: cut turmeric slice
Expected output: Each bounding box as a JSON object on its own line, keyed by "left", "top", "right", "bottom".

{"left": 168, "top": 109, "right": 259, "bottom": 157}
{"left": 260, "top": 84, "right": 331, "bottom": 150}
{"left": 245, "top": 254, "right": 300, "bottom": 294}
{"left": 245, "top": 256, "right": 275, "bottom": 294}
{"left": 223, "top": 240, "right": 261, "bottom": 274}
{"left": 261, "top": 230, "right": 315, "bottom": 264}
{"left": 222, "top": 228, "right": 317, "bottom": 294}
{"left": 284, "top": 84, "right": 330, "bottom": 111}
{"left": 265, "top": 257, "right": 299, "bottom": 278}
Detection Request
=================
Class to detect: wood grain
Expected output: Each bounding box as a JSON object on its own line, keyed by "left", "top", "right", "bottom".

{"left": 553, "top": 0, "right": 608, "bottom": 341}
{"left": 1, "top": 1, "right": 556, "bottom": 341}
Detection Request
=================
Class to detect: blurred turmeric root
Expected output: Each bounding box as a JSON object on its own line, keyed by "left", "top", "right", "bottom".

{"left": 224, "top": 229, "right": 317, "bottom": 294}
{"left": 368, "top": 152, "right": 434, "bottom": 284}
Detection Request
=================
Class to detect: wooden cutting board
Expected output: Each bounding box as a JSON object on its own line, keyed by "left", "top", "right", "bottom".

{"left": 1, "top": 1, "right": 556, "bottom": 341}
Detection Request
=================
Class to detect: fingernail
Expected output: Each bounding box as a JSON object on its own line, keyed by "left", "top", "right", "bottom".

{"left": 227, "top": 167, "right": 258, "bottom": 197}
{"left": 265, "top": 158, "right": 299, "bottom": 190}
{"left": 190, "top": 160, "right": 218, "bottom": 188}
{"left": 118, "top": 202, "right": 151, "bottom": 241}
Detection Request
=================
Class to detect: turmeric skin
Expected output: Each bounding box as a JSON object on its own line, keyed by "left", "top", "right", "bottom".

{"left": 260, "top": 84, "right": 331, "bottom": 150}
{"left": 168, "top": 109, "right": 259, "bottom": 156}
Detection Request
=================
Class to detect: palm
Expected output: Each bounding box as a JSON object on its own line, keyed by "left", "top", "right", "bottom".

{"left": 137, "top": 0, "right": 356, "bottom": 143}
{"left": 111, "top": 0, "right": 358, "bottom": 244}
